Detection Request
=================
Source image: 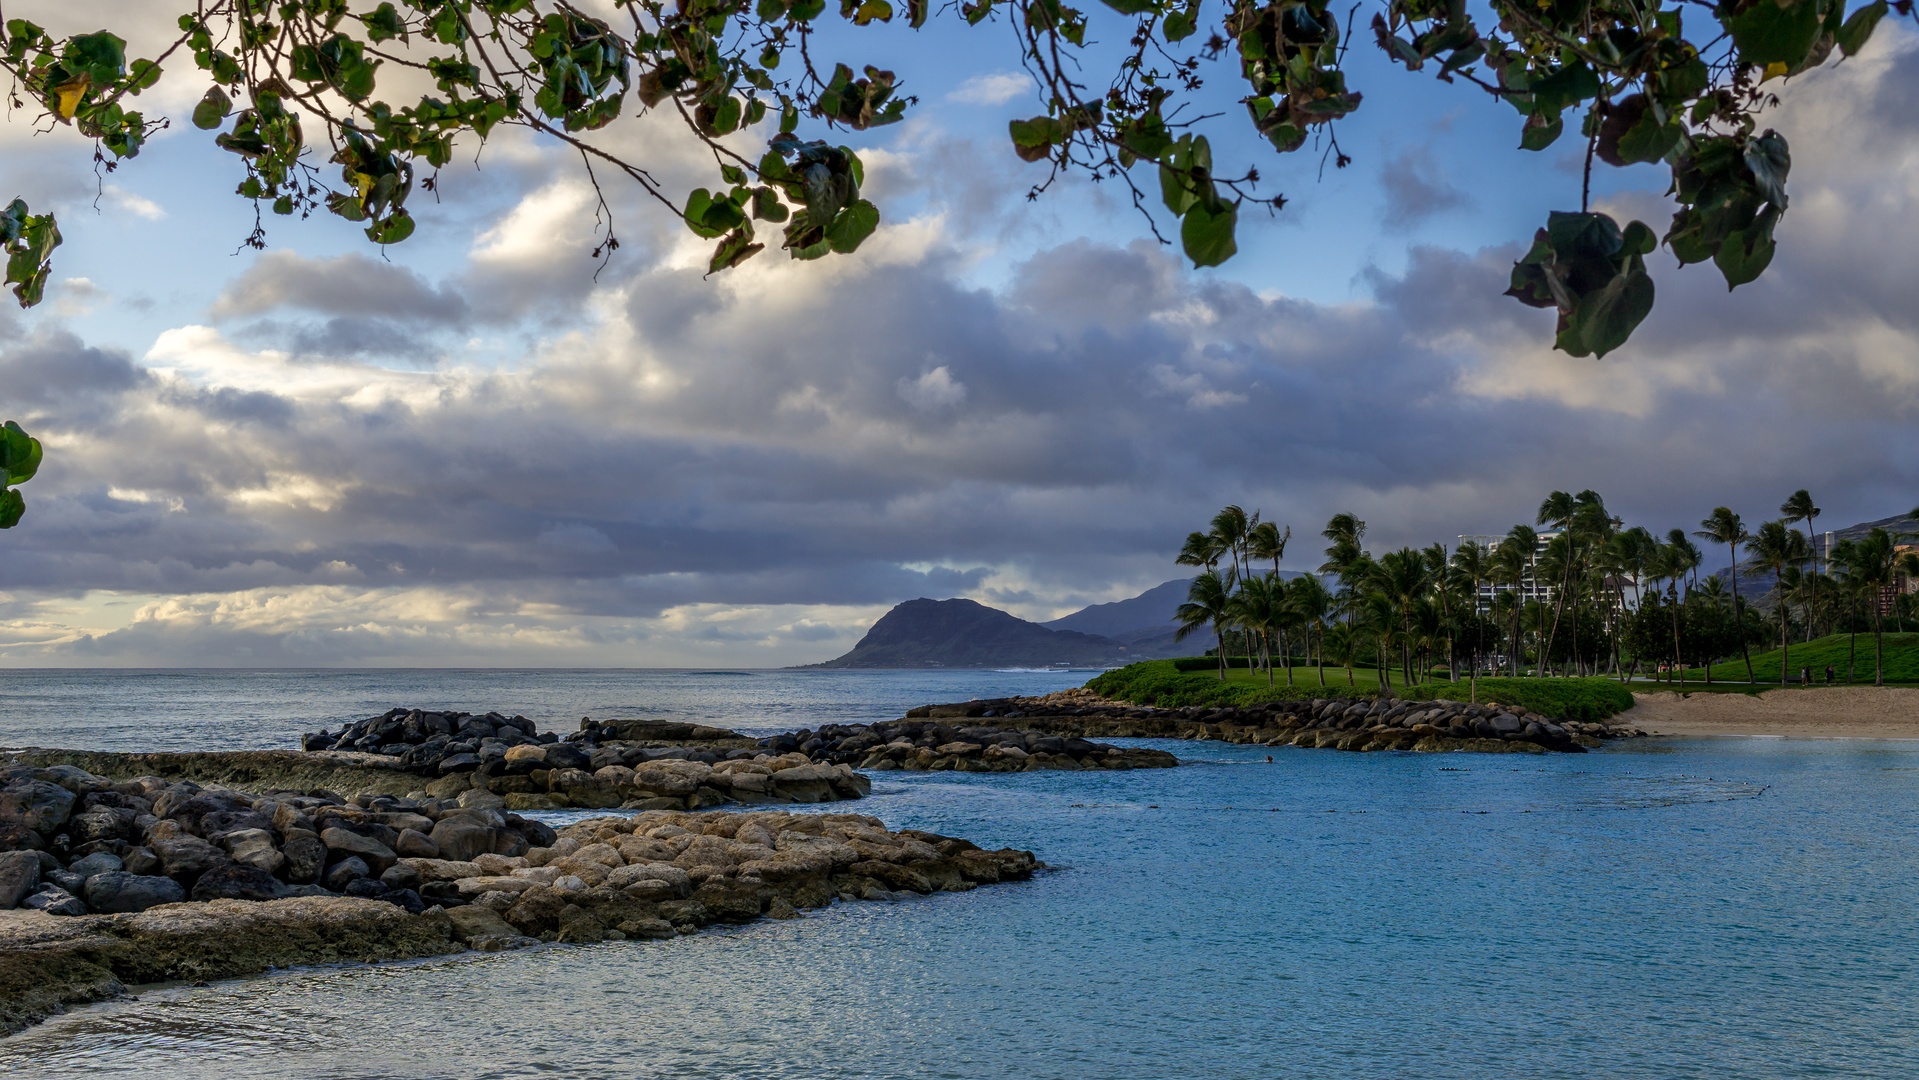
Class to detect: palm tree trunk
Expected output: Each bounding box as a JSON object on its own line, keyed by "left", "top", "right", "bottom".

{"left": 1731, "top": 544, "right": 1755, "bottom": 683}
{"left": 1874, "top": 607, "right": 1885, "bottom": 686}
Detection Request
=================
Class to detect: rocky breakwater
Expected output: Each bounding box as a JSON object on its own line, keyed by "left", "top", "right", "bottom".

{"left": 414, "top": 808, "right": 1038, "bottom": 946}
{"left": 300, "top": 709, "right": 871, "bottom": 811}
{"left": 750, "top": 720, "right": 1179, "bottom": 772}
{"left": 1, "top": 778, "right": 1038, "bottom": 1034}
{"left": 0, "top": 760, "right": 559, "bottom": 927}
{"left": 909, "top": 689, "right": 1649, "bottom": 754}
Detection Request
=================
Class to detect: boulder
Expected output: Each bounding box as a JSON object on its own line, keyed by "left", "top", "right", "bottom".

{"left": 321, "top": 827, "right": 398, "bottom": 875}
{"left": 153, "top": 835, "right": 232, "bottom": 884}
{"left": 22, "top": 884, "right": 89, "bottom": 916}
{"left": 0, "top": 822, "right": 44, "bottom": 852}
{"left": 221, "top": 828, "right": 288, "bottom": 876}
{"left": 191, "top": 862, "right": 291, "bottom": 902}
{"left": 0, "top": 778, "right": 76, "bottom": 834}
{"left": 394, "top": 828, "right": 440, "bottom": 859}
{"left": 122, "top": 845, "right": 162, "bottom": 876}
{"left": 430, "top": 817, "right": 499, "bottom": 862}
{"left": 0, "top": 849, "right": 42, "bottom": 908}
{"left": 66, "top": 851, "right": 124, "bottom": 882}
{"left": 84, "top": 870, "right": 187, "bottom": 913}
{"left": 280, "top": 830, "right": 328, "bottom": 884}
{"left": 324, "top": 856, "right": 372, "bottom": 891}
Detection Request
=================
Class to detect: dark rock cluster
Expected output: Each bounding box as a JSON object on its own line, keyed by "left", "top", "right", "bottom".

{"left": 755, "top": 721, "right": 1178, "bottom": 772}
{"left": 0, "top": 762, "right": 556, "bottom": 918}
{"left": 302, "top": 708, "right": 558, "bottom": 775}
{"left": 910, "top": 690, "right": 1644, "bottom": 754}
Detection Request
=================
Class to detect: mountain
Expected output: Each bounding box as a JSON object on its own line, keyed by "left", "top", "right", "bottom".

{"left": 1044, "top": 578, "right": 1193, "bottom": 640}
{"left": 807, "top": 598, "right": 1136, "bottom": 669}
{"left": 1704, "top": 511, "right": 1919, "bottom": 603}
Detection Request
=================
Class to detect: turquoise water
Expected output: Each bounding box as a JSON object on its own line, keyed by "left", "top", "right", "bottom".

{"left": 2, "top": 673, "right": 1918, "bottom": 1076}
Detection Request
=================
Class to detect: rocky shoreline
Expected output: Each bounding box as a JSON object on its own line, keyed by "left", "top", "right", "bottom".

{"left": 0, "top": 755, "right": 1038, "bottom": 1034}
{"left": 910, "top": 689, "right": 1651, "bottom": 754}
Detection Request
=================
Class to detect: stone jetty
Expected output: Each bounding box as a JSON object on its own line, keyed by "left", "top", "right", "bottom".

{"left": 908, "top": 688, "right": 1651, "bottom": 754}
{"left": 570, "top": 716, "right": 1177, "bottom": 772}
{"left": 0, "top": 757, "right": 1038, "bottom": 1034}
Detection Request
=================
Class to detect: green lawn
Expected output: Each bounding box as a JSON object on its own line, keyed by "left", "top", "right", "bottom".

{"left": 1677, "top": 631, "right": 1919, "bottom": 684}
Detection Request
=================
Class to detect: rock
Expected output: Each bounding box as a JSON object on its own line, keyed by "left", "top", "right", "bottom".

{"left": 67, "top": 807, "right": 139, "bottom": 847}
{"left": 0, "top": 823, "right": 44, "bottom": 853}
{"left": 191, "top": 863, "right": 291, "bottom": 902}
{"left": 220, "top": 828, "right": 287, "bottom": 877}
{"left": 437, "top": 753, "right": 482, "bottom": 775}
{"left": 84, "top": 870, "right": 187, "bottom": 913}
{"left": 542, "top": 744, "right": 593, "bottom": 771}
{"left": 429, "top": 817, "right": 499, "bottom": 862}
{"left": 121, "top": 846, "right": 162, "bottom": 876}
{"left": 280, "top": 830, "right": 327, "bottom": 884}
{"left": 22, "top": 884, "right": 88, "bottom": 916}
{"left": 443, "top": 904, "right": 531, "bottom": 949}
{"left": 324, "top": 856, "right": 372, "bottom": 891}
{"left": 0, "top": 850, "right": 43, "bottom": 908}
{"left": 765, "top": 895, "right": 800, "bottom": 919}
{"left": 394, "top": 828, "right": 439, "bottom": 859}
{"left": 0, "top": 779, "right": 77, "bottom": 834}
{"left": 455, "top": 789, "right": 505, "bottom": 811}
{"left": 65, "top": 851, "right": 124, "bottom": 882}
{"left": 380, "top": 863, "right": 424, "bottom": 892}
{"left": 153, "top": 836, "right": 232, "bottom": 885}
{"left": 320, "top": 827, "right": 397, "bottom": 875}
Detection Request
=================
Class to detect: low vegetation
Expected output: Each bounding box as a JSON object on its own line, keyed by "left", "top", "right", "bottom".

{"left": 1086, "top": 661, "right": 1634, "bottom": 723}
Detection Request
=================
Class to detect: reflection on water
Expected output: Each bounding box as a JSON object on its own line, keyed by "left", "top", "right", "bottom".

{"left": 4, "top": 737, "right": 1918, "bottom": 1079}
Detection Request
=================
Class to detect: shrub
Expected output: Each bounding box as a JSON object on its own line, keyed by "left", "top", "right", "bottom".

{"left": 1427, "top": 677, "right": 1634, "bottom": 723}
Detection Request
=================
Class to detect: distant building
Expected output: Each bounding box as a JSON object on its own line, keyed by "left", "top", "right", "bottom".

{"left": 1458, "top": 532, "right": 1560, "bottom": 613}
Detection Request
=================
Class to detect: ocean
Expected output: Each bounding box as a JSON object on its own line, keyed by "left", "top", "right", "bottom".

{"left": 2, "top": 669, "right": 1916, "bottom": 1078}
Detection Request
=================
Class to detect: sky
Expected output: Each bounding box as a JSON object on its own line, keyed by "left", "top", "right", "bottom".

{"left": 0, "top": 4, "right": 1914, "bottom": 667}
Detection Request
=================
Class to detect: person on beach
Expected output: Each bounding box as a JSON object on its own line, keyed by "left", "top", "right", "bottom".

{"left": 1800, "top": 666, "right": 1811, "bottom": 686}
{"left": 1825, "top": 665, "right": 1835, "bottom": 685}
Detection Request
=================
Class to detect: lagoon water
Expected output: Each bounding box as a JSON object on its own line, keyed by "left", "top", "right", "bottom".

{"left": 3, "top": 670, "right": 1918, "bottom": 1077}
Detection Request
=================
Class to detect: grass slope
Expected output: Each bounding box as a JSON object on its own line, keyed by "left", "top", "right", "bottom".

{"left": 1680, "top": 632, "right": 1919, "bottom": 684}
{"left": 1085, "top": 660, "right": 1634, "bottom": 722}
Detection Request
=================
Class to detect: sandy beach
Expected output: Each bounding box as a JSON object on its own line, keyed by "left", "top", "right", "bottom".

{"left": 1621, "top": 688, "right": 1919, "bottom": 739}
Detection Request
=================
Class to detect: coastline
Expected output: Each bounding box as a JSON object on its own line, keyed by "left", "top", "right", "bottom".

{"left": 1621, "top": 687, "right": 1919, "bottom": 739}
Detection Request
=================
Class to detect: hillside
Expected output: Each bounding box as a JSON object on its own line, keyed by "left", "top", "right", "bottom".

{"left": 1044, "top": 578, "right": 1192, "bottom": 639}
{"left": 1682, "top": 632, "right": 1919, "bottom": 684}
{"left": 807, "top": 598, "right": 1135, "bottom": 668}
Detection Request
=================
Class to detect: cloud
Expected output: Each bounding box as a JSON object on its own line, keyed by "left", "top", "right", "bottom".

{"left": 1379, "top": 146, "right": 1468, "bottom": 228}
{"left": 0, "top": 28, "right": 1912, "bottom": 665}
{"left": 897, "top": 365, "right": 968, "bottom": 411}
{"left": 102, "top": 185, "right": 165, "bottom": 220}
{"left": 947, "top": 72, "right": 1031, "bottom": 106}
{"left": 210, "top": 251, "right": 468, "bottom": 323}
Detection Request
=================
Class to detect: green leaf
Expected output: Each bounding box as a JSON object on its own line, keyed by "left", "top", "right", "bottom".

{"left": 1, "top": 421, "right": 41, "bottom": 484}
{"left": 1561, "top": 266, "right": 1654, "bottom": 358}
{"left": 1180, "top": 200, "right": 1237, "bottom": 268}
{"left": 192, "top": 86, "right": 231, "bottom": 130}
{"left": 1727, "top": 0, "right": 1822, "bottom": 67}
{"left": 1099, "top": 0, "right": 1160, "bottom": 11}
{"left": 364, "top": 210, "right": 415, "bottom": 245}
{"left": 1163, "top": 10, "right": 1195, "bottom": 40}
{"left": 1519, "top": 114, "right": 1563, "bottom": 151}
{"left": 1713, "top": 211, "right": 1778, "bottom": 288}
{"left": 0, "top": 488, "right": 24, "bottom": 529}
{"left": 1744, "top": 131, "right": 1790, "bottom": 209}
{"left": 363, "top": 2, "right": 406, "bottom": 44}
{"left": 1837, "top": 0, "right": 1888, "bottom": 56}
{"left": 825, "top": 198, "right": 879, "bottom": 253}
{"left": 752, "top": 186, "right": 790, "bottom": 222}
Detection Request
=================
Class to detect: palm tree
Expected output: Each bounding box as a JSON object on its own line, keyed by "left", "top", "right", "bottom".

{"left": 1422, "top": 543, "right": 1458, "bottom": 683}
{"left": 1320, "top": 513, "right": 1368, "bottom": 686}
{"left": 1176, "top": 570, "right": 1235, "bottom": 680}
{"left": 1210, "top": 505, "right": 1252, "bottom": 586}
{"left": 1248, "top": 520, "right": 1290, "bottom": 578}
{"left": 1288, "top": 573, "right": 1335, "bottom": 687}
{"left": 1371, "top": 548, "right": 1431, "bottom": 687}
{"left": 1750, "top": 520, "right": 1810, "bottom": 686}
{"left": 1176, "top": 531, "right": 1223, "bottom": 573}
{"left": 1658, "top": 537, "right": 1700, "bottom": 686}
{"left": 1781, "top": 489, "right": 1821, "bottom": 640}
{"left": 1494, "top": 525, "right": 1537, "bottom": 676}
{"left": 1536, "top": 491, "right": 1576, "bottom": 673}
{"left": 1228, "top": 572, "right": 1281, "bottom": 685}
{"left": 1695, "top": 507, "right": 1756, "bottom": 684}
{"left": 1836, "top": 528, "right": 1902, "bottom": 686}
{"left": 1451, "top": 540, "right": 1493, "bottom": 701}
{"left": 1831, "top": 538, "right": 1865, "bottom": 683}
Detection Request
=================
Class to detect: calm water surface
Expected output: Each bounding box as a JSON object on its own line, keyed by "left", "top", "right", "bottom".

{"left": 1, "top": 672, "right": 1916, "bottom": 1078}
